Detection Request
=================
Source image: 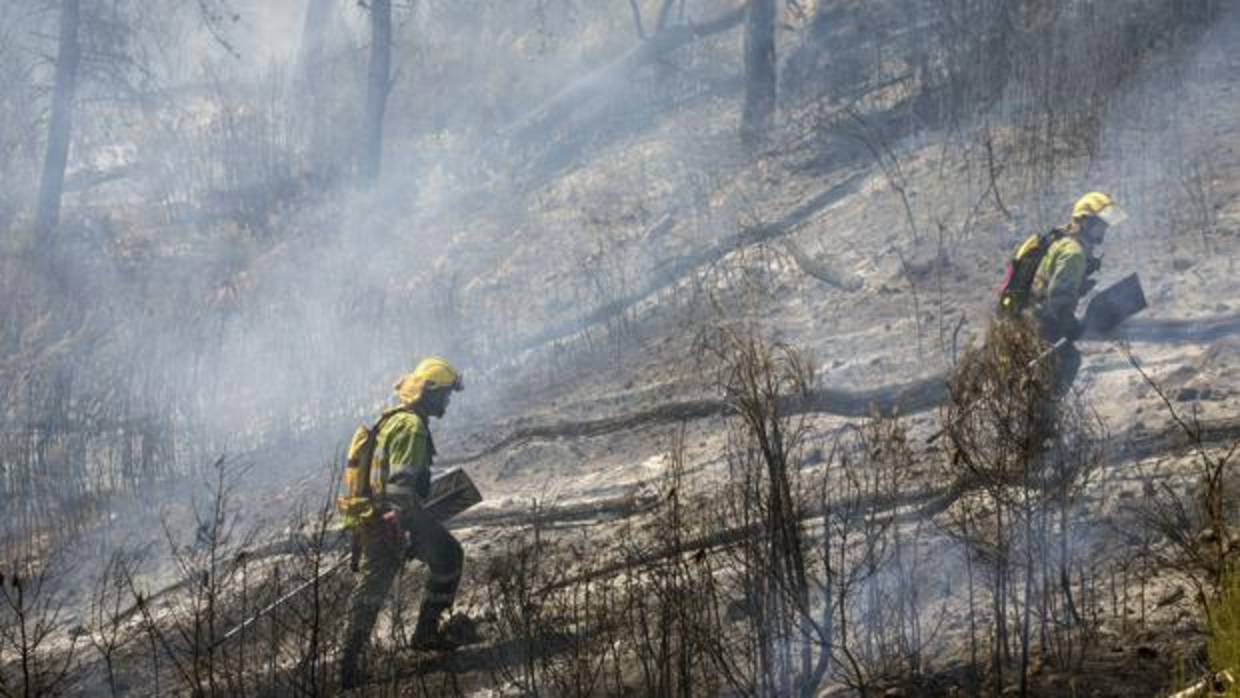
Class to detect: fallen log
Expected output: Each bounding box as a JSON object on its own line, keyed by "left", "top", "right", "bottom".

{"left": 458, "top": 314, "right": 1240, "bottom": 465}
{"left": 118, "top": 415, "right": 1240, "bottom": 633}
{"left": 1095, "top": 311, "right": 1240, "bottom": 343}
{"left": 780, "top": 238, "right": 864, "bottom": 291}
{"left": 439, "top": 372, "right": 946, "bottom": 467}
{"left": 540, "top": 416, "right": 1240, "bottom": 592}
{"left": 513, "top": 170, "right": 867, "bottom": 353}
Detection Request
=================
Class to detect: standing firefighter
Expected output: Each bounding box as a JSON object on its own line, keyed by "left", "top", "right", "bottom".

{"left": 337, "top": 356, "right": 465, "bottom": 688}
{"left": 997, "top": 191, "right": 1127, "bottom": 393}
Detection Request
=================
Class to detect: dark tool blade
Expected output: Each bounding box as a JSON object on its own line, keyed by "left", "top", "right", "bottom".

{"left": 1083, "top": 273, "right": 1147, "bottom": 333}
{"left": 425, "top": 467, "right": 483, "bottom": 522}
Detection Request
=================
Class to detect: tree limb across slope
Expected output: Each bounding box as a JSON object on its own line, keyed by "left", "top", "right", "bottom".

{"left": 450, "top": 312, "right": 1240, "bottom": 465}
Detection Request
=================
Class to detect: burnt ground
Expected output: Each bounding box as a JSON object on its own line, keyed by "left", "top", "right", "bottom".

{"left": 12, "top": 7, "right": 1240, "bottom": 698}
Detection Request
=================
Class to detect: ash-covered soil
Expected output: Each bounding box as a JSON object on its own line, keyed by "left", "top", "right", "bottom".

{"left": 20, "top": 7, "right": 1240, "bottom": 698}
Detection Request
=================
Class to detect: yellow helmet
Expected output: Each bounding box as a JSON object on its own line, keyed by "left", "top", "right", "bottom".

{"left": 1071, "top": 191, "right": 1127, "bottom": 226}
{"left": 394, "top": 356, "right": 464, "bottom": 404}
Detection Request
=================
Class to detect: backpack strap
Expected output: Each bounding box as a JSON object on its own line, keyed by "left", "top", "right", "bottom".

{"left": 368, "top": 405, "right": 418, "bottom": 470}
{"left": 338, "top": 405, "right": 413, "bottom": 525}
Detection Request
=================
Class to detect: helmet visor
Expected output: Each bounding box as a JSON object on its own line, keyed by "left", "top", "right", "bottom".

{"left": 427, "top": 375, "right": 464, "bottom": 393}
{"left": 1097, "top": 204, "right": 1127, "bottom": 227}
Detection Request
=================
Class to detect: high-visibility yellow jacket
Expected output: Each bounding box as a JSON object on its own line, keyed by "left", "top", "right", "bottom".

{"left": 374, "top": 411, "right": 434, "bottom": 505}
{"left": 339, "top": 408, "right": 435, "bottom": 529}
{"left": 1029, "top": 234, "right": 1087, "bottom": 339}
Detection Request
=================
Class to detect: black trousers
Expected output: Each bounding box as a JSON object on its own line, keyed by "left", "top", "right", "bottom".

{"left": 1052, "top": 340, "right": 1082, "bottom": 396}
{"left": 342, "top": 506, "right": 463, "bottom": 663}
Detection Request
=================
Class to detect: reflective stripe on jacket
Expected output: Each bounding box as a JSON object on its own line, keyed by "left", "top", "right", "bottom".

{"left": 375, "top": 411, "right": 433, "bottom": 506}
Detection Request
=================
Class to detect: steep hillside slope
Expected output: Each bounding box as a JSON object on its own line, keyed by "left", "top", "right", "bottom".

{"left": 5, "top": 3, "right": 1240, "bottom": 697}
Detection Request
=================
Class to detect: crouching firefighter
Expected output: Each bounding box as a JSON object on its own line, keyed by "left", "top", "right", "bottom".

{"left": 336, "top": 356, "right": 466, "bottom": 687}
{"left": 996, "top": 191, "right": 1127, "bottom": 394}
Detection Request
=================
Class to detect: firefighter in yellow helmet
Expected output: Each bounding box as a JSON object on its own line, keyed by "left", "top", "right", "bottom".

{"left": 340, "top": 357, "right": 465, "bottom": 688}
{"left": 999, "top": 192, "right": 1126, "bottom": 392}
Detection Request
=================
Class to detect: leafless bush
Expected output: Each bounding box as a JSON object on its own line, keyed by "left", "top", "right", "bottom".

{"left": 0, "top": 248, "right": 179, "bottom": 558}
{"left": 123, "top": 456, "right": 256, "bottom": 696}
{"left": 572, "top": 230, "right": 643, "bottom": 361}
{"left": 0, "top": 372, "right": 175, "bottom": 556}
{"left": 783, "top": 0, "right": 1227, "bottom": 233}
{"left": 830, "top": 418, "right": 939, "bottom": 693}
{"left": 141, "top": 64, "right": 315, "bottom": 238}
{"left": 0, "top": 554, "right": 78, "bottom": 698}
{"left": 264, "top": 464, "right": 351, "bottom": 696}
{"left": 1124, "top": 351, "right": 1240, "bottom": 619}
{"left": 693, "top": 326, "right": 934, "bottom": 696}
{"left": 86, "top": 550, "right": 141, "bottom": 697}
{"left": 941, "top": 317, "right": 1105, "bottom": 694}
{"left": 1176, "top": 152, "right": 1225, "bottom": 254}
{"left": 475, "top": 430, "right": 728, "bottom": 697}
{"left": 538, "top": 536, "right": 621, "bottom": 698}
{"left": 699, "top": 326, "right": 821, "bottom": 697}
{"left": 481, "top": 500, "right": 560, "bottom": 696}
{"left": 615, "top": 425, "right": 724, "bottom": 697}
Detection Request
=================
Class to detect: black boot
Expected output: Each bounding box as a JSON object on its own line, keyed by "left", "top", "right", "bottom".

{"left": 411, "top": 608, "right": 458, "bottom": 652}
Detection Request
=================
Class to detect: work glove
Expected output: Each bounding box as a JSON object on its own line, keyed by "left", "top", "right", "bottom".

{"left": 381, "top": 510, "right": 405, "bottom": 544}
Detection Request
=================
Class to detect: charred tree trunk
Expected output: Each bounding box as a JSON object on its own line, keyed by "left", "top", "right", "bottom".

{"left": 654, "top": 0, "right": 677, "bottom": 31}
{"left": 741, "top": 0, "right": 777, "bottom": 148}
{"left": 807, "top": 1, "right": 831, "bottom": 45}
{"left": 296, "top": 0, "right": 335, "bottom": 174}
{"left": 781, "top": 0, "right": 831, "bottom": 99}
{"left": 295, "top": 0, "right": 333, "bottom": 83}
{"left": 35, "top": 0, "right": 82, "bottom": 234}
{"left": 360, "top": 0, "right": 392, "bottom": 182}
